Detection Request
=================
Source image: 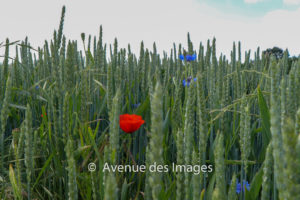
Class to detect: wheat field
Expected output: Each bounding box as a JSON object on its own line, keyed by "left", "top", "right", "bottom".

{"left": 0, "top": 6, "right": 299, "bottom": 200}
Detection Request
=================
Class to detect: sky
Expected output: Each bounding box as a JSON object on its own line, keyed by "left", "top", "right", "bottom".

{"left": 0, "top": 0, "right": 300, "bottom": 61}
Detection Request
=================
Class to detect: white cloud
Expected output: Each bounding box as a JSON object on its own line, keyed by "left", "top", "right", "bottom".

{"left": 283, "top": 0, "right": 300, "bottom": 5}
{"left": 0, "top": 0, "right": 299, "bottom": 61}
{"left": 244, "top": 0, "right": 263, "bottom": 4}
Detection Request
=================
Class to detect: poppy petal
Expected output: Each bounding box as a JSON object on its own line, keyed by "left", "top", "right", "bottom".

{"left": 119, "top": 114, "right": 145, "bottom": 133}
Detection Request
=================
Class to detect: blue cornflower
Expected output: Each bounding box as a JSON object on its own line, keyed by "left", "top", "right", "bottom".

{"left": 179, "top": 54, "right": 196, "bottom": 62}
{"left": 186, "top": 54, "right": 196, "bottom": 61}
{"left": 183, "top": 76, "right": 197, "bottom": 87}
{"left": 35, "top": 85, "right": 39, "bottom": 90}
{"left": 236, "top": 180, "right": 250, "bottom": 194}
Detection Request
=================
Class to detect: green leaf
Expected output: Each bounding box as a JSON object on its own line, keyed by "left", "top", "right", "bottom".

{"left": 200, "top": 189, "right": 205, "bottom": 200}
{"left": 87, "top": 49, "right": 95, "bottom": 65}
{"left": 163, "top": 109, "right": 170, "bottom": 134}
{"left": 245, "top": 166, "right": 263, "bottom": 200}
{"left": 257, "top": 86, "right": 271, "bottom": 161}
{"left": 9, "top": 103, "right": 27, "bottom": 110}
{"left": 257, "top": 86, "right": 271, "bottom": 140}
{"left": 4, "top": 40, "right": 20, "bottom": 46}
{"left": 87, "top": 125, "right": 102, "bottom": 162}
{"left": 162, "top": 180, "right": 176, "bottom": 199}
{"left": 33, "top": 152, "right": 54, "bottom": 189}
{"left": 205, "top": 172, "right": 216, "bottom": 200}
{"left": 121, "top": 179, "right": 129, "bottom": 200}
{"left": 135, "top": 95, "right": 150, "bottom": 116}
{"left": 94, "top": 79, "right": 106, "bottom": 91}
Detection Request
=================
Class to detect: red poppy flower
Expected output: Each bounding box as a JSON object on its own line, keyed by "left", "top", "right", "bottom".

{"left": 41, "top": 113, "right": 47, "bottom": 118}
{"left": 119, "top": 114, "right": 145, "bottom": 134}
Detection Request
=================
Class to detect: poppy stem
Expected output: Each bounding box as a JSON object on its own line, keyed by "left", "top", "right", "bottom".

{"left": 123, "top": 136, "right": 137, "bottom": 165}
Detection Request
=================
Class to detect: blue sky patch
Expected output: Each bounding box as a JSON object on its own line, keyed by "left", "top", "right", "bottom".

{"left": 199, "top": 0, "right": 300, "bottom": 17}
